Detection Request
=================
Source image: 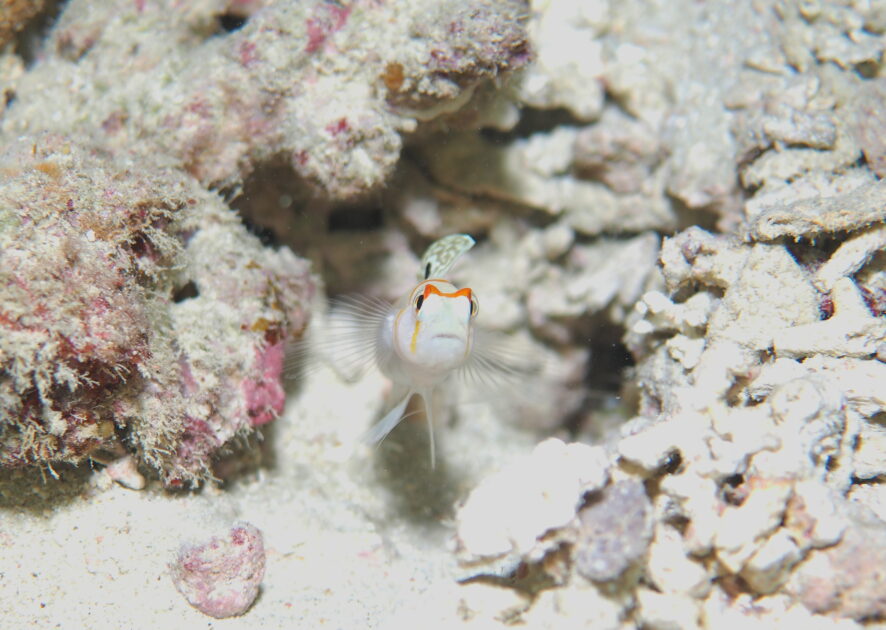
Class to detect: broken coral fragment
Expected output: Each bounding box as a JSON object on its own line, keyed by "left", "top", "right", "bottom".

{"left": 635, "top": 588, "right": 702, "bottom": 630}
{"left": 714, "top": 478, "right": 793, "bottom": 574}
{"left": 573, "top": 479, "right": 653, "bottom": 583}
{"left": 645, "top": 524, "right": 713, "bottom": 598}
{"left": 786, "top": 499, "right": 886, "bottom": 620}
{"left": 705, "top": 243, "right": 819, "bottom": 351}
{"left": 703, "top": 588, "right": 862, "bottom": 630}
{"left": 170, "top": 522, "right": 266, "bottom": 619}
{"left": 454, "top": 438, "right": 609, "bottom": 579}
{"left": 813, "top": 224, "right": 886, "bottom": 292}
{"left": 748, "top": 178, "right": 886, "bottom": 241}
{"left": 773, "top": 277, "right": 886, "bottom": 359}
{"left": 516, "top": 0, "right": 607, "bottom": 120}
{"left": 103, "top": 455, "right": 146, "bottom": 491}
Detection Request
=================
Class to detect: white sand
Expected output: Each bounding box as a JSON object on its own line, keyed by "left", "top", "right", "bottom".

{"left": 0, "top": 364, "right": 537, "bottom": 629}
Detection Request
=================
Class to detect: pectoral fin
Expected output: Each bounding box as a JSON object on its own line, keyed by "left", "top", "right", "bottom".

{"left": 362, "top": 390, "right": 414, "bottom": 446}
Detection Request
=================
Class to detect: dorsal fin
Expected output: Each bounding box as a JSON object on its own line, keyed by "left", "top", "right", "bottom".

{"left": 419, "top": 234, "right": 476, "bottom": 280}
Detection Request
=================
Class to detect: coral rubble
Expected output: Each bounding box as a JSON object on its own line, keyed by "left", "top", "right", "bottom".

{"left": 0, "top": 135, "right": 312, "bottom": 484}
{"left": 437, "top": 0, "right": 886, "bottom": 627}
{"left": 170, "top": 522, "right": 266, "bottom": 619}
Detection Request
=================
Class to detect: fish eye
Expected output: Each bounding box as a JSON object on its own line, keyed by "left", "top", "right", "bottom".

{"left": 415, "top": 293, "right": 424, "bottom": 311}
{"left": 470, "top": 294, "right": 479, "bottom": 317}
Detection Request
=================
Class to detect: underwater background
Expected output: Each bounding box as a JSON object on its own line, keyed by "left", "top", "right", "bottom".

{"left": 2, "top": 0, "right": 886, "bottom": 627}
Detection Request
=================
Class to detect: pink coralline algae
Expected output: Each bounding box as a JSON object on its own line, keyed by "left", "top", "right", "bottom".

{"left": 305, "top": 2, "right": 352, "bottom": 53}
{"left": 170, "top": 522, "right": 266, "bottom": 619}
{"left": 242, "top": 342, "right": 286, "bottom": 427}
{"left": 0, "top": 136, "right": 313, "bottom": 485}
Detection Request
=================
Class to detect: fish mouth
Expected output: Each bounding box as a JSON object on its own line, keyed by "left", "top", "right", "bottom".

{"left": 432, "top": 333, "right": 464, "bottom": 342}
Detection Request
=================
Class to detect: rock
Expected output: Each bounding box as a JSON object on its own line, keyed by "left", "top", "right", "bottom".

{"left": 170, "top": 523, "right": 266, "bottom": 619}
{"left": 646, "top": 525, "right": 713, "bottom": 598}
{"left": 574, "top": 479, "right": 654, "bottom": 582}
{"left": 786, "top": 500, "right": 886, "bottom": 620}
{"left": 635, "top": 588, "right": 702, "bottom": 630}
{"left": 454, "top": 438, "right": 609, "bottom": 578}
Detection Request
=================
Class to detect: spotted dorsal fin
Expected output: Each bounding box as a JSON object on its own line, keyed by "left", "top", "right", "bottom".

{"left": 419, "top": 234, "right": 476, "bottom": 280}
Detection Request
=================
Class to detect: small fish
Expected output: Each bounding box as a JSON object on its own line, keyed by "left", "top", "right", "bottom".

{"left": 310, "top": 234, "right": 521, "bottom": 468}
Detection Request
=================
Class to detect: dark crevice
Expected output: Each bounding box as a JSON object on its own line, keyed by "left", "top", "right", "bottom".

{"left": 783, "top": 231, "right": 845, "bottom": 270}
{"left": 564, "top": 322, "right": 635, "bottom": 439}
{"left": 172, "top": 281, "right": 199, "bottom": 303}
{"left": 721, "top": 473, "right": 747, "bottom": 506}
{"left": 13, "top": 0, "right": 65, "bottom": 67}
{"left": 854, "top": 59, "right": 880, "bottom": 79}
{"left": 328, "top": 205, "right": 384, "bottom": 232}
{"left": 241, "top": 214, "right": 280, "bottom": 247}
{"left": 669, "top": 193, "right": 721, "bottom": 234}
{"left": 586, "top": 332, "right": 634, "bottom": 396}
{"left": 217, "top": 13, "right": 248, "bottom": 33}
{"left": 479, "top": 106, "right": 587, "bottom": 145}
{"left": 661, "top": 450, "right": 683, "bottom": 474}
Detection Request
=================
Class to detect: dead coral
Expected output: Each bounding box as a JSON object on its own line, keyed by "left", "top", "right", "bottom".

{"left": 573, "top": 479, "right": 653, "bottom": 583}
{"left": 2, "top": 0, "right": 530, "bottom": 198}
{"left": 0, "top": 0, "right": 528, "bottom": 484}
{"left": 454, "top": 438, "right": 610, "bottom": 580}
{"left": 0, "top": 136, "right": 313, "bottom": 485}
{"left": 786, "top": 498, "right": 886, "bottom": 620}
{"left": 748, "top": 177, "right": 886, "bottom": 242}
{"left": 0, "top": 136, "right": 178, "bottom": 472}
{"left": 620, "top": 198, "right": 885, "bottom": 623}
{"left": 170, "top": 522, "right": 266, "bottom": 619}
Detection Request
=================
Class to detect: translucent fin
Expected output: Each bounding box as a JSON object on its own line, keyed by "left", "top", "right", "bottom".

{"left": 362, "top": 390, "right": 414, "bottom": 446}
{"left": 286, "top": 294, "right": 392, "bottom": 382}
{"left": 419, "top": 390, "right": 436, "bottom": 470}
{"left": 459, "top": 327, "right": 542, "bottom": 390}
{"left": 419, "top": 234, "right": 476, "bottom": 280}
{"left": 457, "top": 328, "right": 586, "bottom": 433}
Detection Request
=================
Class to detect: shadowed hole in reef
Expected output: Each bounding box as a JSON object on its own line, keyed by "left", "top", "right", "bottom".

{"left": 328, "top": 205, "right": 384, "bottom": 232}
{"left": 585, "top": 328, "right": 635, "bottom": 397}
{"left": 479, "top": 106, "right": 588, "bottom": 145}
{"left": 217, "top": 12, "right": 248, "bottom": 33}
{"left": 563, "top": 322, "right": 636, "bottom": 441}
{"left": 232, "top": 162, "right": 638, "bottom": 444}
{"left": 12, "top": 0, "right": 64, "bottom": 67}
{"left": 241, "top": 214, "right": 280, "bottom": 248}
{"left": 228, "top": 160, "right": 392, "bottom": 294}
{"left": 783, "top": 231, "right": 845, "bottom": 268}
{"left": 172, "top": 280, "right": 199, "bottom": 302}
{"left": 226, "top": 161, "right": 328, "bottom": 255}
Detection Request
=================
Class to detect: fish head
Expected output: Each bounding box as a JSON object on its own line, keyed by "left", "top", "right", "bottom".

{"left": 393, "top": 279, "right": 478, "bottom": 372}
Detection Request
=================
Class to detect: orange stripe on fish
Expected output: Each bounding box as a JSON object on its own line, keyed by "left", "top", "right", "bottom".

{"left": 422, "top": 282, "right": 473, "bottom": 302}
{"left": 410, "top": 319, "right": 421, "bottom": 354}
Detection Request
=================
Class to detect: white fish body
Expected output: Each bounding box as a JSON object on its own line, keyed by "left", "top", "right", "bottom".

{"left": 319, "top": 234, "right": 512, "bottom": 468}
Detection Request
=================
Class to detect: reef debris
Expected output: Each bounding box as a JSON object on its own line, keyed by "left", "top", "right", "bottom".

{"left": 170, "top": 522, "right": 266, "bottom": 619}
{"left": 0, "top": 136, "right": 313, "bottom": 485}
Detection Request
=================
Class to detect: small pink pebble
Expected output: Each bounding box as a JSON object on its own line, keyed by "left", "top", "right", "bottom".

{"left": 170, "top": 522, "right": 265, "bottom": 619}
